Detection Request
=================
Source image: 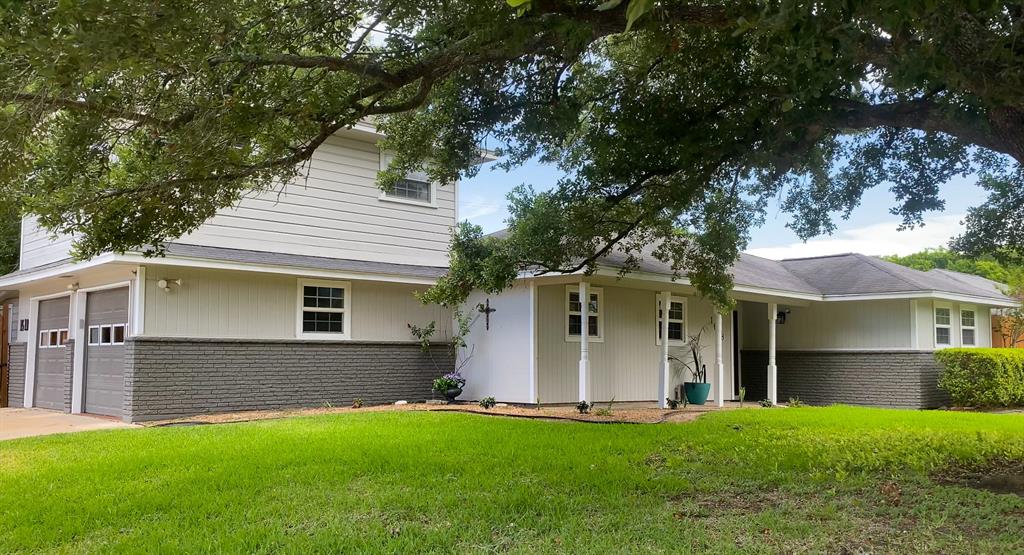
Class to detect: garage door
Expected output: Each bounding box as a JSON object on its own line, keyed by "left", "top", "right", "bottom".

{"left": 34, "top": 297, "right": 71, "bottom": 410}
{"left": 84, "top": 288, "right": 129, "bottom": 417}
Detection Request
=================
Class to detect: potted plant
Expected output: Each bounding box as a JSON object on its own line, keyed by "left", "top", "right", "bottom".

{"left": 432, "top": 371, "right": 466, "bottom": 401}
{"left": 674, "top": 327, "right": 711, "bottom": 405}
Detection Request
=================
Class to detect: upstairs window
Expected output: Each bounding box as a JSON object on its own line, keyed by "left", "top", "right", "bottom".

{"left": 657, "top": 297, "right": 686, "bottom": 344}
{"left": 297, "top": 279, "right": 350, "bottom": 339}
{"left": 935, "top": 306, "right": 951, "bottom": 346}
{"left": 961, "top": 308, "right": 976, "bottom": 346}
{"left": 566, "top": 286, "right": 603, "bottom": 341}
{"left": 385, "top": 179, "right": 432, "bottom": 204}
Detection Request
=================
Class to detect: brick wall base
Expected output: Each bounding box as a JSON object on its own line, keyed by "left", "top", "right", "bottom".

{"left": 124, "top": 337, "right": 455, "bottom": 422}
{"left": 740, "top": 350, "right": 949, "bottom": 409}
{"left": 6, "top": 343, "right": 25, "bottom": 408}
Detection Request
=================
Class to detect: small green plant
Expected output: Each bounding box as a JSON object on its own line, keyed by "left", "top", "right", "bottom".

{"left": 479, "top": 396, "right": 496, "bottom": 409}
{"left": 321, "top": 400, "right": 334, "bottom": 409}
{"left": 351, "top": 398, "right": 363, "bottom": 409}
{"left": 665, "top": 397, "right": 680, "bottom": 409}
{"left": 575, "top": 400, "right": 594, "bottom": 414}
{"left": 593, "top": 397, "right": 616, "bottom": 416}
{"left": 759, "top": 398, "right": 774, "bottom": 408}
{"left": 431, "top": 371, "right": 466, "bottom": 392}
{"left": 738, "top": 387, "right": 746, "bottom": 407}
{"left": 788, "top": 397, "right": 804, "bottom": 408}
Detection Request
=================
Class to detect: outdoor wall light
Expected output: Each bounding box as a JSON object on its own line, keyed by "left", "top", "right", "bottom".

{"left": 776, "top": 309, "right": 791, "bottom": 325}
{"left": 157, "top": 278, "right": 182, "bottom": 292}
{"left": 66, "top": 282, "right": 79, "bottom": 291}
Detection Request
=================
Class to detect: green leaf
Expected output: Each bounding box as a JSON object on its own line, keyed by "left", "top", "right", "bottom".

{"left": 624, "top": 0, "right": 654, "bottom": 31}
{"left": 595, "top": 0, "right": 623, "bottom": 11}
{"left": 781, "top": 98, "right": 794, "bottom": 112}
{"left": 506, "top": 0, "right": 532, "bottom": 7}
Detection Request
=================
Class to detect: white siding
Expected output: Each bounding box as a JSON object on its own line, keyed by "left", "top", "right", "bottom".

{"left": 458, "top": 285, "right": 534, "bottom": 403}
{"left": 178, "top": 134, "right": 456, "bottom": 266}
{"left": 740, "top": 299, "right": 913, "bottom": 350}
{"left": 19, "top": 216, "right": 73, "bottom": 270}
{"left": 142, "top": 265, "right": 450, "bottom": 341}
{"left": 916, "top": 300, "right": 992, "bottom": 350}
{"left": 536, "top": 284, "right": 733, "bottom": 403}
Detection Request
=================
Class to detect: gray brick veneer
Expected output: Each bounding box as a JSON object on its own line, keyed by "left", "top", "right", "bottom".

{"left": 6, "top": 343, "right": 25, "bottom": 407}
{"left": 124, "top": 337, "right": 455, "bottom": 421}
{"left": 740, "top": 350, "right": 950, "bottom": 409}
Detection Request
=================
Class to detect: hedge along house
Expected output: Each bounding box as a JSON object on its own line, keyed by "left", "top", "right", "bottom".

{"left": 459, "top": 242, "right": 1017, "bottom": 409}
{"left": 0, "top": 121, "right": 463, "bottom": 421}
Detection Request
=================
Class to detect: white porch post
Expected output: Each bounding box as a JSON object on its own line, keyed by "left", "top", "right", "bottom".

{"left": 715, "top": 311, "right": 725, "bottom": 408}
{"left": 578, "top": 281, "right": 591, "bottom": 402}
{"left": 767, "top": 302, "right": 778, "bottom": 405}
{"left": 658, "top": 291, "right": 671, "bottom": 408}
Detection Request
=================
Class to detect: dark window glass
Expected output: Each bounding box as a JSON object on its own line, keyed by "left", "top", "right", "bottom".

{"left": 101, "top": 326, "right": 112, "bottom": 344}
{"left": 304, "top": 285, "right": 344, "bottom": 309}
{"left": 113, "top": 324, "right": 126, "bottom": 343}
{"left": 668, "top": 322, "right": 683, "bottom": 341}
{"left": 936, "top": 327, "right": 951, "bottom": 345}
{"left": 387, "top": 179, "right": 431, "bottom": 202}
{"left": 303, "top": 311, "right": 344, "bottom": 333}
{"left": 568, "top": 314, "right": 582, "bottom": 336}
{"left": 588, "top": 315, "right": 599, "bottom": 337}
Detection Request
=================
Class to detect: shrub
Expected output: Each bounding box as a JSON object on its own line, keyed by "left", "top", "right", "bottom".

{"left": 665, "top": 397, "right": 680, "bottom": 409}
{"left": 575, "top": 400, "right": 594, "bottom": 414}
{"left": 759, "top": 398, "right": 774, "bottom": 408}
{"left": 479, "top": 396, "right": 496, "bottom": 409}
{"left": 432, "top": 371, "right": 466, "bottom": 392}
{"left": 351, "top": 398, "right": 363, "bottom": 409}
{"left": 788, "top": 397, "right": 804, "bottom": 408}
{"left": 935, "top": 348, "right": 1024, "bottom": 407}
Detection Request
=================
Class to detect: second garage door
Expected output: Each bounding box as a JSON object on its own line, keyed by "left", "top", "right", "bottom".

{"left": 34, "top": 297, "right": 71, "bottom": 410}
{"left": 84, "top": 287, "right": 129, "bottom": 417}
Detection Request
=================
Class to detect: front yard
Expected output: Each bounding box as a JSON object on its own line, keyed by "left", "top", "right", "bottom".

{"left": 2, "top": 406, "right": 1023, "bottom": 553}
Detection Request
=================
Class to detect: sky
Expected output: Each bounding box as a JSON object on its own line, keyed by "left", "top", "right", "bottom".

{"left": 458, "top": 158, "right": 987, "bottom": 261}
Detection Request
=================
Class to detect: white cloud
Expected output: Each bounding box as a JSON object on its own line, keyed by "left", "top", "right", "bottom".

{"left": 746, "top": 214, "right": 965, "bottom": 260}
{"left": 460, "top": 195, "right": 502, "bottom": 221}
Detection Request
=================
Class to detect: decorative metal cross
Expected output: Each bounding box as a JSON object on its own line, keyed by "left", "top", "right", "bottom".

{"left": 478, "top": 299, "right": 497, "bottom": 330}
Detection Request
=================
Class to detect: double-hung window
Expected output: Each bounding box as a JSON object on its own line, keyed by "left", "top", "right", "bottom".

{"left": 960, "top": 308, "right": 977, "bottom": 346}
{"left": 379, "top": 150, "right": 436, "bottom": 207}
{"left": 566, "top": 286, "right": 603, "bottom": 341}
{"left": 297, "top": 279, "right": 350, "bottom": 339}
{"left": 657, "top": 297, "right": 686, "bottom": 344}
{"left": 935, "top": 305, "right": 952, "bottom": 346}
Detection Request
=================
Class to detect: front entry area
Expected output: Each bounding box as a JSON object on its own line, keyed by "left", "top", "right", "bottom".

{"left": 34, "top": 297, "right": 70, "bottom": 411}
{"left": 84, "top": 287, "right": 129, "bottom": 417}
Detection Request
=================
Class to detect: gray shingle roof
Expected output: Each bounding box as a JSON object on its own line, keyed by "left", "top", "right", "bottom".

{"left": 779, "top": 253, "right": 1012, "bottom": 301}
{"left": 485, "top": 229, "right": 1013, "bottom": 302}
{"left": 162, "top": 243, "right": 448, "bottom": 279}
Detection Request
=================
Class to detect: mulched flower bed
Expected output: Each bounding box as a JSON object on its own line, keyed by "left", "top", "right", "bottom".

{"left": 147, "top": 401, "right": 738, "bottom": 427}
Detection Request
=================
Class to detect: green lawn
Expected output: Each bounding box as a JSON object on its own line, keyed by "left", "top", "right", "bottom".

{"left": 2, "top": 407, "right": 1023, "bottom": 554}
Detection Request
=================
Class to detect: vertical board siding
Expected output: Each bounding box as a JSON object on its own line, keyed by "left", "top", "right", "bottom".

{"left": 536, "top": 284, "right": 733, "bottom": 403}
{"left": 142, "top": 265, "right": 449, "bottom": 342}
{"left": 740, "top": 299, "right": 913, "bottom": 350}
{"left": 177, "top": 135, "right": 456, "bottom": 267}
{"left": 19, "top": 216, "right": 73, "bottom": 270}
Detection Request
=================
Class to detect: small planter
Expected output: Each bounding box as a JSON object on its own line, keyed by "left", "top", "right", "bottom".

{"left": 683, "top": 382, "right": 711, "bottom": 405}
{"left": 444, "top": 387, "right": 463, "bottom": 402}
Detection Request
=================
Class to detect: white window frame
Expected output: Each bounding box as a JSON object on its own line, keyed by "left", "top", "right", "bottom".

{"left": 87, "top": 323, "right": 128, "bottom": 346}
{"left": 934, "top": 303, "right": 952, "bottom": 347}
{"left": 378, "top": 150, "right": 438, "bottom": 208}
{"left": 960, "top": 305, "right": 977, "bottom": 347}
{"left": 38, "top": 328, "right": 69, "bottom": 349}
{"left": 656, "top": 296, "right": 688, "bottom": 346}
{"left": 296, "top": 279, "right": 351, "bottom": 340}
{"left": 565, "top": 285, "right": 604, "bottom": 343}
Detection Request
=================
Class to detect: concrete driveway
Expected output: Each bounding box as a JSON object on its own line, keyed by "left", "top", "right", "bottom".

{"left": 0, "top": 408, "right": 136, "bottom": 441}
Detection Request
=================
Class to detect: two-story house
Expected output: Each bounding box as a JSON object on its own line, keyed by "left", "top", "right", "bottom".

{"left": 0, "top": 123, "right": 458, "bottom": 421}
{"left": 0, "top": 123, "right": 1018, "bottom": 421}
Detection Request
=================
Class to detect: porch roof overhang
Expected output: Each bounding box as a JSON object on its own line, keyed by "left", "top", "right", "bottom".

{"left": 513, "top": 265, "right": 1019, "bottom": 308}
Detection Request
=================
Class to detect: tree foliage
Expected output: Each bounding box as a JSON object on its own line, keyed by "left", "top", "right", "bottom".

{"left": 3, "top": 1, "right": 1024, "bottom": 307}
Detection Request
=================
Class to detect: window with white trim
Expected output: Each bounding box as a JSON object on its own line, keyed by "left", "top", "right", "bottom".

{"left": 385, "top": 178, "right": 432, "bottom": 203}
{"left": 566, "top": 286, "right": 603, "bottom": 341}
{"left": 379, "top": 150, "right": 435, "bottom": 206}
{"left": 87, "top": 323, "right": 127, "bottom": 346}
{"left": 38, "top": 328, "right": 69, "bottom": 349}
{"left": 298, "top": 280, "right": 350, "bottom": 339}
{"left": 961, "top": 308, "right": 977, "bottom": 346}
{"left": 657, "top": 297, "right": 686, "bottom": 344}
{"left": 935, "top": 306, "right": 952, "bottom": 346}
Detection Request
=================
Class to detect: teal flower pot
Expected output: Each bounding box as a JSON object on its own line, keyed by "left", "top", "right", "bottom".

{"left": 683, "top": 382, "right": 711, "bottom": 405}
